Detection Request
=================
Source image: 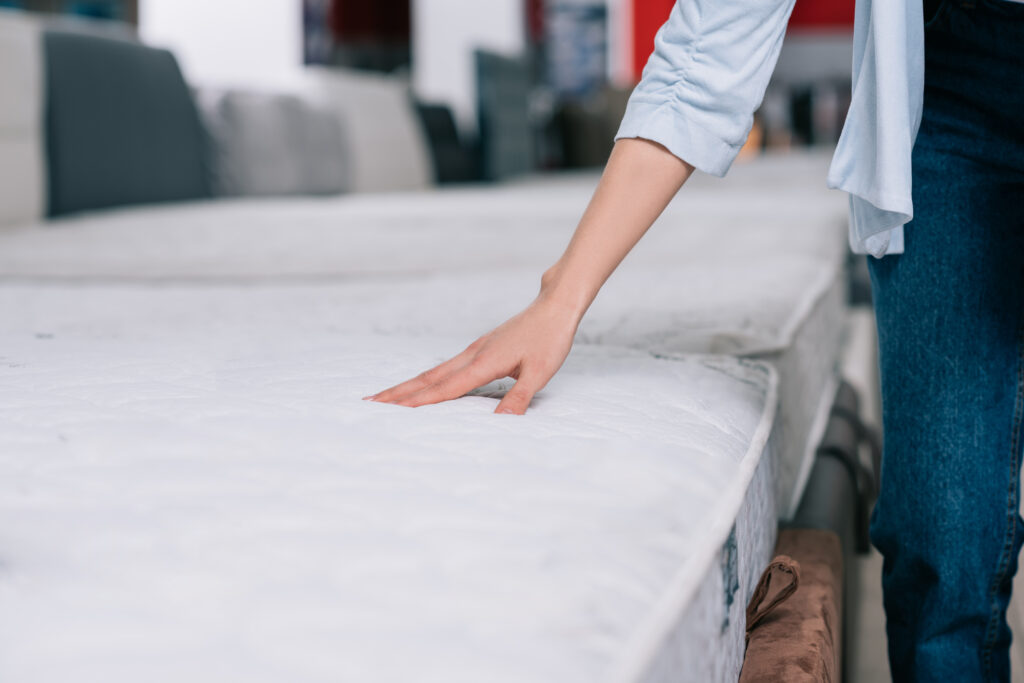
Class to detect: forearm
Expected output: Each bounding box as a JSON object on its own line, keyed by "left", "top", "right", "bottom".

{"left": 539, "top": 137, "right": 694, "bottom": 319}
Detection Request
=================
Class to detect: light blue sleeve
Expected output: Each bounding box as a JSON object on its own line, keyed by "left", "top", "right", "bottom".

{"left": 826, "top": 0, "right": 923, "bottom": 257}
{"left": 614, "top": 0, "right": 798, "bottom": 176}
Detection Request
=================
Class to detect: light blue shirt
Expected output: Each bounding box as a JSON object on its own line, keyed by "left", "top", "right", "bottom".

{"left": 615, "top": 0, "right": 924, "bottom": 257}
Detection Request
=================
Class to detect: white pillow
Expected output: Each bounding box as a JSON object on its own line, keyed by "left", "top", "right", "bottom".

{"left": 301, "top": 67, "right": 433, "bottom": 193}
{"left": 199, "top": 88, "right": 349, "bottom": 198}
{"left": 0, "top": 11, "right": 45, "bottom": 226}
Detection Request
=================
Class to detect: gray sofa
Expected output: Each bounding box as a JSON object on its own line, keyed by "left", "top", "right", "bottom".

{"left": 0, "top": 10, "right": 435, "bottom": 230}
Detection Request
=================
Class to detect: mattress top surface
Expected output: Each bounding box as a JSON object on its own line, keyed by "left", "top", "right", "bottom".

{"left": 0, "top": 152, "right": 838, "bottom": 679}
{"left": 0, "top": 292, "right": 777, "bottom": 682}
{"left": 0, "top": 152, "right": 846, "bottom": 282}
{"left": 0, "top": 154, "right": 847, "bottom": 360}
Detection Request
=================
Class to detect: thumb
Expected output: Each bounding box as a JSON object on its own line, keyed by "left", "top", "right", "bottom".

{"left": 494, "top": 370, "right": 544, "bottom": 415}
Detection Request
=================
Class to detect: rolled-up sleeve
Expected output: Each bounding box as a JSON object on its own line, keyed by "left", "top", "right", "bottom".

{"left": 615, "top": 0, "right": 797, "bottom": 176}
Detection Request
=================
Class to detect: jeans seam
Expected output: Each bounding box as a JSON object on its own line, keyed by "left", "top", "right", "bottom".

{"left": 982, "top": 316, "right": 1024, "bottom": 673}
{"left": 926, "top": 0, "right": 954, "bottom": 29}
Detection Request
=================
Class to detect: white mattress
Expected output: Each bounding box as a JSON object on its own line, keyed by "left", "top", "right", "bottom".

{"left": 0, "top": 153, "right": 847, "bottom": 514}
{"left": 0, "top": 152, "right": 845, "bottom": 281}
{"left": 0, "top": 152, "right": 847, "bottom": 679}
{"left": 0, "top": 282, "right": 778, "bottom": 683}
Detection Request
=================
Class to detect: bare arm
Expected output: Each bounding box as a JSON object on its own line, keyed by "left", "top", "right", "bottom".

{"left": 536, "top": 138, "right": 694, "bottom": 319}
{"left": 365, "top": 138, "right": 695, "bottom": 414}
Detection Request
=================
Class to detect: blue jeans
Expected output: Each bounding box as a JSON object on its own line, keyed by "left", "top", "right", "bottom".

{"left": 868, "top": 0, "right": 1024, "bottom": 680}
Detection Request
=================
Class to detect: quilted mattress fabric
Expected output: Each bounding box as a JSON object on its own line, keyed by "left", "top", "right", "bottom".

{"left": 0, "top": 153, "right": 847, "bottom": 516}
{"left": 0, "top": 152, "right": 846, "bottom": 281}
{"left": 0, "top": 243, "right": 842, "bottom": 520}
{"left": 0, "top": 284, "right": 777, "bottom": 683}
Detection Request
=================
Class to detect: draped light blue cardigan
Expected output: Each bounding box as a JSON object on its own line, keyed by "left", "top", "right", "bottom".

{"left": 614, "top": 0, "right": 924, "bottom": 257}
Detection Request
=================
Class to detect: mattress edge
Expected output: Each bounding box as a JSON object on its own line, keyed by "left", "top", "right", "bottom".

{"left": 607, "top": 359, "right": 781, "bottom": 683}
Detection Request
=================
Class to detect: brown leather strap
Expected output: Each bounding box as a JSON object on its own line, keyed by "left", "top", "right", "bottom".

{"left": 746, "top": 555, "right": 801, "bottom": 637}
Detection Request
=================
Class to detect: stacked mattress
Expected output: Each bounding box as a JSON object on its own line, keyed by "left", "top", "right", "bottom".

{"left": 0, "top": 152, "right": 848, "bottom": 681}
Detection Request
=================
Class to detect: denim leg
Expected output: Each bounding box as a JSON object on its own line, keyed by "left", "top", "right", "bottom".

{"left": 869, "top": 150, "right": 1024, "bottom": 682}
{"left": 866, "top": 4, "right": 1024, "bottom": 674}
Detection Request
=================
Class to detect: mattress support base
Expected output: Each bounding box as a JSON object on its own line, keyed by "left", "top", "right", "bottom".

{"left": 742, "top": 379, "right": 880, "bottom": 682}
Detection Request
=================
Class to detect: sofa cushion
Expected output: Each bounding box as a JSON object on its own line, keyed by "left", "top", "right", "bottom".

{"left": 0, "top": 136, "right": 46, "bottom": 227}
{"left": 199, "top": 89, "right": 348, "bottom": 198}
{"left": 414, "top": 102, "right": 479, "bottom": 184}
{"left": 44, "top": 29, "right": 211, "bottom": 216}
{"left": 303, "top": 68, "right": 433, "bottom": 193}
{"left": 0, "top": 11, "right": 45, "bottom": 226}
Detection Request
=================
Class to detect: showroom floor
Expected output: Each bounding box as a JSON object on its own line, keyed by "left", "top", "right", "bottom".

{"left": 851, "top": 549, "right": 890, "bottom": 683}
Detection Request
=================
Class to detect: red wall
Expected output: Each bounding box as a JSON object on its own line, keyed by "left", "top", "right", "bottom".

{"left": 788, "top": 0, "right": 856, "bottom": 30}
{"left": 631, "top": 0, "right": 674, "bottom": 80}
{"left": 631, "top": 0, "right": 855, "bottom": 79}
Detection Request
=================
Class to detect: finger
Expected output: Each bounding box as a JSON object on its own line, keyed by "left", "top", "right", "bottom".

{"left": 369, "top": 337, "right": 486, "bottom": 401}
{"left": 394, "top": 357, "right": 503, "bottom": 408}
{"left": 494, "top": 369, "right": 545, "bottom": 415}
{"left": 374, "top": 353, "right": 477, "bottom": 405}
{"left": 368, "top": 351, "right": 472, "bottom": 402}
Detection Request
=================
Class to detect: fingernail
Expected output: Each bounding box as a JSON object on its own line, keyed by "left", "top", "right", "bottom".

{"left": 362, "top": 394, "right": 378, "bottom": 401}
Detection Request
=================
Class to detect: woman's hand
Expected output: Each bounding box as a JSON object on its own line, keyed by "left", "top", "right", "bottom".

{"left": 364, "top": 138, "right": 695, "bottom": 415}
{"left": 364, "top": 286, "right": 584, "bottom": 415}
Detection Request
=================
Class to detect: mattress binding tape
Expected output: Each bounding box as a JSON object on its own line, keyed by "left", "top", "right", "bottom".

{"left": 608, "top": 362, "right": 780, "bottom": 683}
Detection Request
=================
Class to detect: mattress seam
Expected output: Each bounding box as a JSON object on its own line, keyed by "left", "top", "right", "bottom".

{"left": 607, "top": 360, "right": 781, "bottom": 683}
